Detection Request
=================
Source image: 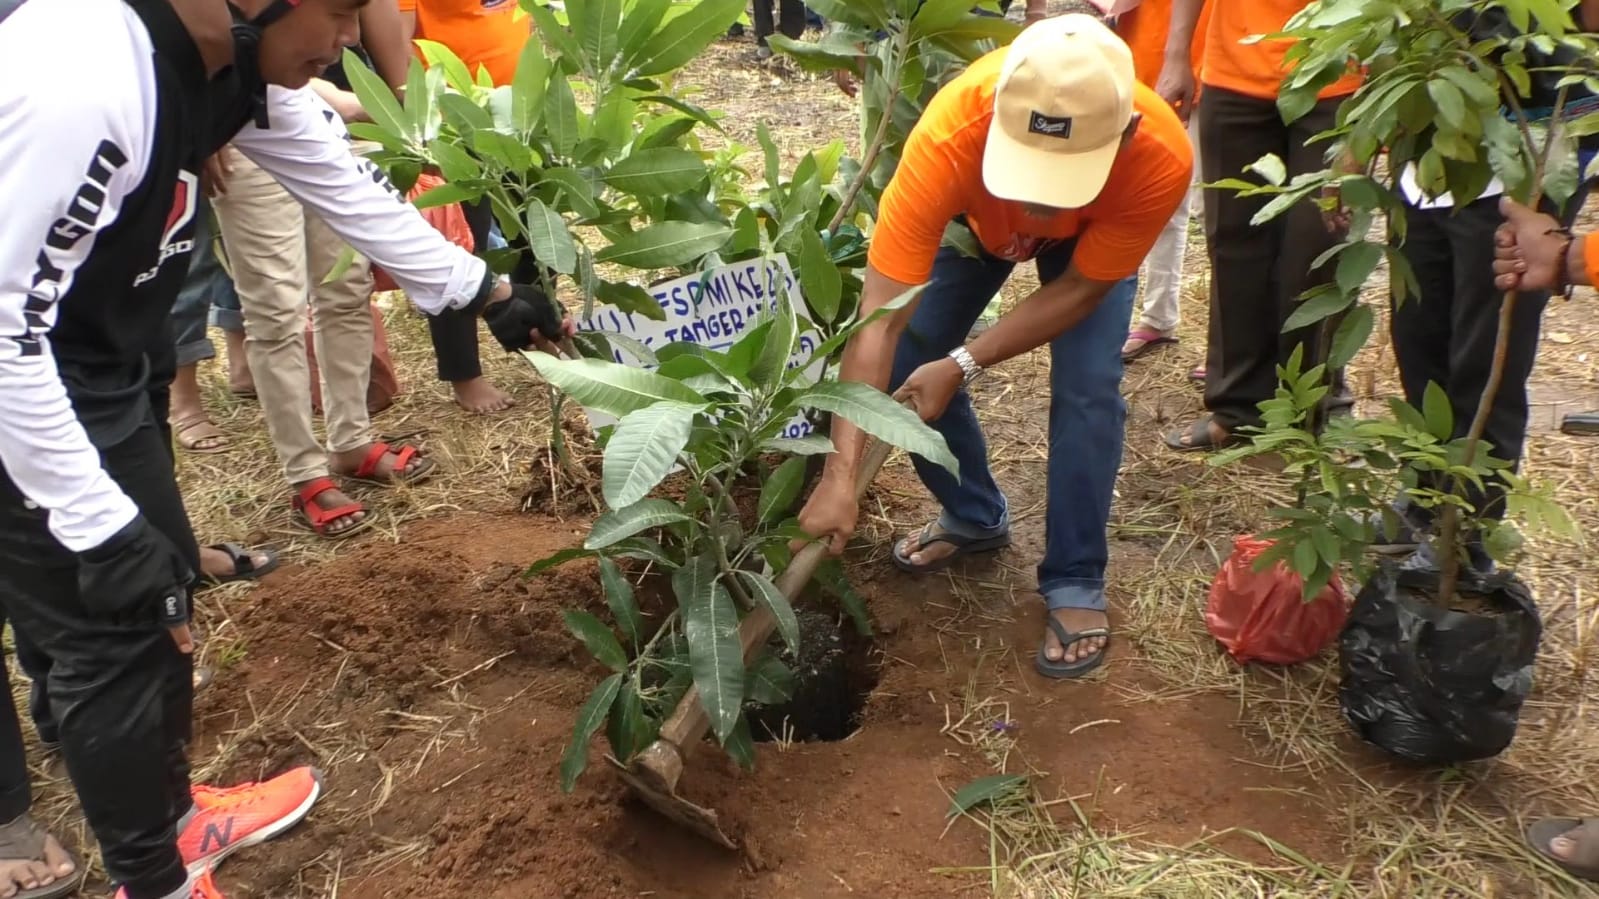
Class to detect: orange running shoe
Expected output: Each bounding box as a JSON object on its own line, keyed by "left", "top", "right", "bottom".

{"left": 178, "top": 767, "right": 323, "bottom": 874}
{"left": 115, "top": 868, "right": 225, "bottom": 899}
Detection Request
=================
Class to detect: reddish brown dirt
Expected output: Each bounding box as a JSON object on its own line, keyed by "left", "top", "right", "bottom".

{"left": 195, "top": 492, "right": 1349, "bottom": 899}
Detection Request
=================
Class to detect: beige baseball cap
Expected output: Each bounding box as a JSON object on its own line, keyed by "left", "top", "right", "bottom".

{"left": 982, "top": 14, "right": 1137, "bottom": 209}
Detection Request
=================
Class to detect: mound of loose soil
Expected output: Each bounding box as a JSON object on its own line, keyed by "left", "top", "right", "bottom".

{"left": 197, "top": 503, "right": 1345, "bottom": 899}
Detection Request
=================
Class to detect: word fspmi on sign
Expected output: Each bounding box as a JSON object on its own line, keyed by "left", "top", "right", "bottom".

{"left": 575, "top": 255, "right": 825, "bottom": 438}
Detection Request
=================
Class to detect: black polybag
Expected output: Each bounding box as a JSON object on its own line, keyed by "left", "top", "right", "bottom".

{"left": 1337, "top": 563, "right": 1542, "bottom": 764}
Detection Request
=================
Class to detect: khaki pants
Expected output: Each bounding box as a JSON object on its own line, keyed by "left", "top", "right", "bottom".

{"left": 213, "top": 146, "right": 376, "bottom": 485}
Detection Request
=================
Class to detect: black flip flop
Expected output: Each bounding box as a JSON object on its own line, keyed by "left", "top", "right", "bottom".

{"left": 201, "top": 543, "right": 280, "bottom": 587}
{"left": 1035, "top": 618, "right": 1110, "bottom": 679}
{"left": 891, "top": 522, "right": 1011, "bottom": 574}
{"left": 1163, "top": 416, "right": 1241, "bottom": 454}
{"left": 1528, "top": 818, "right": 1599, "bottom": 882}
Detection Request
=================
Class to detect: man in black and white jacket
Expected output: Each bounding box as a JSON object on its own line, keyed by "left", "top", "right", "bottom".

{"left": 0, "top": 0, "right": 569, "bottom": 896}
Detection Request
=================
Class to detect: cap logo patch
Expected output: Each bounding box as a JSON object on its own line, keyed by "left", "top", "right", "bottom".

{"left": 1029, "top": 112, "right": 1073, "bottom": 139}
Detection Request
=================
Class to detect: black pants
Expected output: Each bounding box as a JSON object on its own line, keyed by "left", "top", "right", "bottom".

{"left": 0, "top": 404, "right": 197, "bottom": 898}
{"left": 752, "top": 0, "right": 806, "bottom": 45}
{"left": 1390, "top": 193, "right": 1580, "bottom": 521}
{"left": 1200, "top": 86, "right": 1348, "bottom": 432}
{"left": 424, "top": 196, "right": 489, "bottom": 384}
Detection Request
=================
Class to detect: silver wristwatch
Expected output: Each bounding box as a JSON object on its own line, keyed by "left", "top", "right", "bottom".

{"left": 947, "top": 346, "right": 984, "bottom": 384}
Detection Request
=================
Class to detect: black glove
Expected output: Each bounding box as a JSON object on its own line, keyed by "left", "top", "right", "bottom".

{"left": 76, "top": 516, "right": 193, "bottom": 629}
{"left": 482, "top": 282, "right": 566, "bottom": 352}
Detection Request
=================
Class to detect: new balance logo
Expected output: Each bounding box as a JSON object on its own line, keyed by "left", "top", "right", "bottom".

{"left": 198, "top": 818, "right": 235, "bottom": 856}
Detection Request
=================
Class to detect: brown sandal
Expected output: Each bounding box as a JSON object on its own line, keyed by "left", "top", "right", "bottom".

{"left": 173, "top": 414, "right": 230, "bottom": 454}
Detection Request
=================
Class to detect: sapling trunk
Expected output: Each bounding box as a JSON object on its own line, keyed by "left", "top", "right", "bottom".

{"left": 1434, "top": 81, "right": 1565, "bottom": 604}
{"left": 1434, "top": 290, "right": 1517, "bottom": 603}
{"left": 825, "top": 28, "right": 908, "bottom": 235}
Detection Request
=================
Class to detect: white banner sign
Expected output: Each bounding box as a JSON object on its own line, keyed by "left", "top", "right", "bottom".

{"left": 575, "top": 255, "right": 825, "bottom": 438}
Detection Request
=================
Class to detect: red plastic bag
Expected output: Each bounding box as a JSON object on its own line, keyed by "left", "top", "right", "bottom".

{"left": 1205, "top": 535, "right": 1350, "bottom": 665}
{"left": 371, "top": 173, "right": 475, "bottom": 293}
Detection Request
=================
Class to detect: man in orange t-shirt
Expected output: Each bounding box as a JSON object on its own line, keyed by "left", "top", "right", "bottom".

{"left": 397, "top": 0, "right": 527, "bottom": 86}
{"left": 797, "top": 15, "right": 1192, "bottom": 680}
{"left": 1114, "top": 0, "right": 1209, "bottom": 363}
{"left": 1158, "top": 0, "right": 1360, "bottom": 452}
{"left": 398, "top": 0, "right": 531, "bottom": 415}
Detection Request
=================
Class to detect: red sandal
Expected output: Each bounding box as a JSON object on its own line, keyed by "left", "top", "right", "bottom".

{"left": 293, "top": 477, "right": 373, "bottom": 539}
{"left": 346, "top": 442, "right": 435, "bottom": 486}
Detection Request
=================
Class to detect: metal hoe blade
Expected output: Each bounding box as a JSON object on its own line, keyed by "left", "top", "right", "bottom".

{"left": 608, "top": 756, "right": 738, "bottom": 849}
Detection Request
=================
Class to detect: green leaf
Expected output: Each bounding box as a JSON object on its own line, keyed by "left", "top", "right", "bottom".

{"left": 415, "top": 39, "right": 475, "bottom": 93}
{"left": 429, "top": 140, "right": 483, "bottom": 183}
{"left": 511, "top": 39, "right": 553, "bottom": 133}
{"left": 603, "top": 402, "right": 701, "bottom": 507}
{"left": 815, "top": 559, "right": 872, "bottom": 636}
{"left": 610, "top": 535, "right": 678, "bottom": 568}
{"left": 563, "top": 609, "right": 628, "bottom": 671}
{"left": 559, "top": 672, "right": 622, "bottom": 791}
{"left": 948, "top": 774, "right": 1027, "bottom": 817}
{"left": 631, "top": 0, "right": 745, "bottom": 76}
{"left": 767, "top": 34, "right": 864, "bottom": 73}
{"left": 574, "top": 0, "right": 623, "bottom": 76}
{"left": 525, "top": 0, "right": 581, "bottom": 61}
{"left": 524, "top": 545, "right": 594, "bottom": 576}
{"left": 1282, "top": 286, "right": 1354, "bottom": 332}
{"left": 795, "top": 380, "right": 959, "bottom": 477}
{"left": 676, "top": 555, "right": 744, "bottom": 743}
{"left": 603, "top": 148, "right": 709, "bottom": 196}
{"left": 586, "top": 498, "right": 693, "bottom": 549}
{"left": 524, "top": 198, "right": 579, "bottom": 275}
{"left": 595, "top": 280, "right": 668, "bottom": 320}
{"left": 1334, "top": 242, "right": 1383, "bottom": 299}
{"left": 1327, "top": 304, "right": 1374, "bottom": 370}
{"left": 750, "top": 283, "right": 799, "bottom": 387}
{"left": 1422, "top": 381, "right": 1454, "bottom": 441}
{"left": 911, "top": 0, "right": 984, "bottom": 39}
{"left": 1248, "top": 154, "right": 1288, "bottom": 187}
{"left": 412, "top": 181, "right": 480, "bottom": 210}
{"left": 617, "top": 0, "right": 672, "bottom": 67}
{"left": 606, "top": 679, "right": 654, "bottom": 762}
{"left": 527, "top": 353, "right": 709, "bottom": 417}
{"left": 1290, "top": 539, "right": 1317, "bottom": 580}
{"left": 342, "top": 49, "right": 412, "bottom": 144}
{"left": 595, "top": 222, "right": 734, "bottom": 270}
{"left": 734, "top": 570, "right": 801, "bottom": 656}
{"left": 745, "top": 653, "right": 795, "bottom": 705}
{"left": 403, "top": 56, "right": 438, "bottom": 140}
{"left": 542, "top": 166, "right": 601, "bottom": 219}
{"left": 798, "top": 228, "right": 843, "bottom": 325}
{"left": 758, "top": 456, "right": 809, "bottom": 525}
{"left": 723, "top": 717, "right": 756, "bottom": 769}
{"left": 544, "top": 74, "right": 581, "bottom": 157}
{"left": 597, "top": 556, "right": 643, "bottom": 646}
{"left": 762, "top": 434, "right": 835, "bottom": 455}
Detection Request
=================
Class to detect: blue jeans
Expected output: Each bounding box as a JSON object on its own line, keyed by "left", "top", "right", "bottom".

{"left": 888, "top": 242, "right": 1136, "bottom": 612}
{"left": 171, "top": 198, "right": 243, "bottom": 367}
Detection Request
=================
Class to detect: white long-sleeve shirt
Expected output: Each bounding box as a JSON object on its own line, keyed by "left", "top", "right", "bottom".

{"left": 0, "top": 0, "right": 487, "bottom": 552}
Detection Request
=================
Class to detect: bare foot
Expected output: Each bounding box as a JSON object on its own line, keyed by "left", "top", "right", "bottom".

{"left": 330, "top": 443, "right": 433, "bottom": 484}
{"left": 197, "top": 545, "right": 272, "bottom": 580}
{"left": 895, "top": 525, "right": 960, "bottom": 569}
{"left": 294, "top": 482, "right": 366, "bottom": 535}
{"left": 0, "top": 828, "right": 74, "bottom": 898}
{"left": 1041, "top": 608, "right": 1110, "bottom": 665}
{"left": 451, "top": 377, "right": 514, "bottom": 414}
{"left": 224, "top": 330, "right": 254, "bottom": 396}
